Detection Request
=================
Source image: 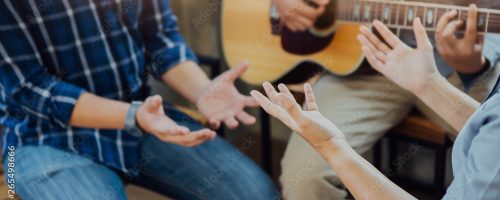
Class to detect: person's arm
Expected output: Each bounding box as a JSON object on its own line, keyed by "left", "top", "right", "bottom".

{"left": 0, "top": 2, "right": 214, "bottom": 147}
{"left": 161, "top": 61, "right": 211, "bottom": 104}
{"left": 358, "top": 18, "right": 480, "bottom": 132}
{"left": 322, "top": 140, "right": 415, "bottom": 200}
{"left": 251, "top": 83, "right": 415, "bottom": 200}
{"left": 138, "top": 0, "right": 258, "bottom": 129}
{"left": 71, "top": 93, "right": 216, "bottom": 147}
{"left": 137, "top": 0, "right": 208, "bottom": 103}
{"left": 417, "top": 75, "right": 480, "bottom": 132}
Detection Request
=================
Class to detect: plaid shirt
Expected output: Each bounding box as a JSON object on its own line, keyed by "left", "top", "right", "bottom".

{"left": 0, "top": 0, "right": 197, "bottom": 174}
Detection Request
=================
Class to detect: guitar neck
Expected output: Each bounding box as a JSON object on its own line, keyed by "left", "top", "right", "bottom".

{"left": 335, "top": 0, "right": 500, "bottom": 34}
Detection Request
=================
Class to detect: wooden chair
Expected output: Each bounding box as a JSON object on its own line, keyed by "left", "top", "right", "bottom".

{"left": 373, "top": 111, "right": 452, "bottom": 200}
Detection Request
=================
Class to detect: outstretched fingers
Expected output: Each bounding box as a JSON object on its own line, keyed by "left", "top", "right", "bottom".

{"left": 263, "top": 82, "right": 280, "bottom": 103}
{"left": 274, "top": 93, "right": 303, "bottom": 121}
{"left": 250, "top": 90, "right": 280, "bottom": 117}
{"left": 359, "top": 26, "right": 391, "bottom": 54}
{"left": 304, "top": 83, "right": 318, "bottom": 111}
{"left": 277, "top": 83, "right": 296, "bottom": 100}
{"left": 362, "top": 46, "right": 386, "bottom": 72}
{"left": 357, "top": 34, "right": 387, "bottom": 63}
{"left": 225, "top": 61, "right": 250, "bottom": 82}
{"left": 372, "top": 20, "right": 402, "bottom": 48}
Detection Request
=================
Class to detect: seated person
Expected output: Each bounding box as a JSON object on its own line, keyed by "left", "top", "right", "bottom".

{"left": 0, "top": 0, "right": 278, "bottom": 199}
{"left": 252, "top": 11, "right": 500, "bottom": 200}
{"left": 273, "top": 1, "right": 500, "bottom": 198}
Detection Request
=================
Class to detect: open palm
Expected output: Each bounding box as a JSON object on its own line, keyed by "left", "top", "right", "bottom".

{"left": 251, "top": 82, "right": 344, "bottom": 150}
{"left": 357, "top": 19, "right": 439, "bottom": 94}
{"left": 196, "top": 62, "right": 259, "bottom": 129}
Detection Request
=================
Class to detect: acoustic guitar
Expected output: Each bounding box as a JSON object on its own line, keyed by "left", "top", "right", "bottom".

{"left": 221, "top": 0, "right": 500, "bottom": 85}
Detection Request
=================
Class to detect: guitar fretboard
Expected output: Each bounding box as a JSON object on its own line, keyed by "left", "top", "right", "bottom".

{"left": 335, "top": 0, "right": 500, "bottom": 34}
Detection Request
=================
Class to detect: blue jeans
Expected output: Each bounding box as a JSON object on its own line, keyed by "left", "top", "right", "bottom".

{"left": 5, "top": 107, "right": 279, "bottom": 200}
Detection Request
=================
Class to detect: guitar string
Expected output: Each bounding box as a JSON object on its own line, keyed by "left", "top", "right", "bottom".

{"left": 335, "top": 2, "right": 500, "bottom": 28}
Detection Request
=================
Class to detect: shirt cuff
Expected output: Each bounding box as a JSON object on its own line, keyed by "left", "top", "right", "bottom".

{"left": 457, "top": 58, "right": 493, "bottom": 91}
{"left": 49, "top": 82, "right": 86, "bottom": 127}
{"left": 151, "top": 44, "right": 198, "bottom": 79}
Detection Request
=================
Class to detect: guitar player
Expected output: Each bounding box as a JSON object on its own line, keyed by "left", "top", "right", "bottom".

{"left": 273, "top": 0, "right": 500, "bottom": 199}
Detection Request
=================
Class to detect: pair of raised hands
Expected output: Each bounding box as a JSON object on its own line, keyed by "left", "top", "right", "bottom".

{"left": 253, "top": 5, "right": 485, "bottom": 149}
{"left": 136, "top": 63, "right": 259, "bottom": 147}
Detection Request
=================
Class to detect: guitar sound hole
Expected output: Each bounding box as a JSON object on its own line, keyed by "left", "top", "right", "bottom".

{"left": 281, "top": 27, "right": 334, "bottom": 55}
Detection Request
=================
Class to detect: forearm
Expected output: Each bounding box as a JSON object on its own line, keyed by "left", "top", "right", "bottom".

{"left": 161, "top": 61, "right": 211, "bottom": 104}
{"left": 418, "top": 74, "right": 480, "bottom": 133}
{"left": 70, "top": 92, "right": 130, "bottom": 129}
{"left": 320, "top": 140, "right": 415, "bottom": 200}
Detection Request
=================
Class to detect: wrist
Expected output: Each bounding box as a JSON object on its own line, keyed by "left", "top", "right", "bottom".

{"left": 194, "top": 84, "right": 210, "bottom": 106}
{"left": 125, "top": 101, "right": 145, "bottom": 137}
{"left": 316, "top": 138, "right": 350, "bottom": 160}
{"left": 416, "top": 73, "right": 448, "bottom": 102}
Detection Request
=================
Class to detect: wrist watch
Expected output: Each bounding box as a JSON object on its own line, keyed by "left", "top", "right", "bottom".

{"left": 125, "top": 101, "right": 144, "bottom": 137}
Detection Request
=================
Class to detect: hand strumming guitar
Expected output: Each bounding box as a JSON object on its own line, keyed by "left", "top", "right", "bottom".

{"left": 274, "top": 0, "right": 329, "bottom": 32}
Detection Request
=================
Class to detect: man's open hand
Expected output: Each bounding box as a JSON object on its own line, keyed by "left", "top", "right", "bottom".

{"left": 137, "top": 95, "right": 216, "bottom": 147}
{"left": 196, "top": 62, "right": 259, "bottom": 130}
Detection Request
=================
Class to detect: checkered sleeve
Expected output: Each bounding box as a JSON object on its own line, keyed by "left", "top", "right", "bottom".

{"left": 0, "top": 2, "right": 85, "bottom": 127}
{"left": 139, "top": 0, "right": 198, "bottom": 79}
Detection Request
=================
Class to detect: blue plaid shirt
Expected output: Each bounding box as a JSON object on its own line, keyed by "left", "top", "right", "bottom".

{"left": 0, "top": 0, "right": 197, "bottom": 174}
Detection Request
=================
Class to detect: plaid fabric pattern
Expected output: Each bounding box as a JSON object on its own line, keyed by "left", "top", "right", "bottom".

{"left": 0, "top": 0, "right": 197, "bottom": 174}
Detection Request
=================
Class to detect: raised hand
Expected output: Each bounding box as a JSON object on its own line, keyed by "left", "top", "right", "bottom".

{"left": 357, "top": 18, "right": 440, "bottom": 94}
{"left": 274, "top": 0, "right": 329, "bottom": 32}
{"left": 137, "top": 95, "right": 216, "bottom": 147}
{"left": 196, "top": 62, "right": 259, "bottom": 130}
{"left": 435, "top": 4, "right": 486, "bottom": 74}
{"left": 251, "top": 82, "right": 344, "bottom": 150}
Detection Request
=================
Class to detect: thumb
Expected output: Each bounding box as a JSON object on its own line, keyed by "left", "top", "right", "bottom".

{"left": 145, "top": 95, "right": 163, "bottom": 112}
{"left": 225, "top": 61, "right": 249, "bottom": 81}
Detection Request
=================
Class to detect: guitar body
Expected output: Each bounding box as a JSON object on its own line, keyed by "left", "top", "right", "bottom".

{"left": 221, "top": 0, "right": 500, "bottom": 85}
